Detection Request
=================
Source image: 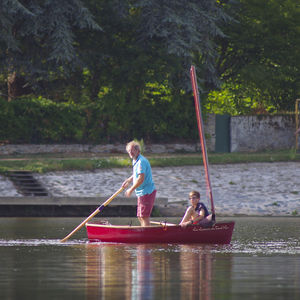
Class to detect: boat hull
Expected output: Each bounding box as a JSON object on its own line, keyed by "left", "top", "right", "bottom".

{"left": 86, "top": 221, "right": 235, "bottom": 244}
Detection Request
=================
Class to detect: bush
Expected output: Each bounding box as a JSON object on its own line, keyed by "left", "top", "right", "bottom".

{"left": 0, "top": 97, "right": 85, "bottom": 143}
{"left": 0, "top": 94, "right": 198, "bottom": 144}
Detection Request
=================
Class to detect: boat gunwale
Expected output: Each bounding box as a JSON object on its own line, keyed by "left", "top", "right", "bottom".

{"left": 85, "top": 223, "right": 177, "bottom": 229}
{"left": 85, "top": 221, "right": 234, "bottom": 230}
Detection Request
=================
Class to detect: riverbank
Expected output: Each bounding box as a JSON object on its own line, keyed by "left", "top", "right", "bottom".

{"left": 1, "top": 161, "right": 299, "bottom": 217}
{"left": 0, "top": 149, "right": 299, "bottom": 174}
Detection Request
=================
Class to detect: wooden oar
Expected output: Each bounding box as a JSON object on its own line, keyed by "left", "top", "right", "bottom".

{"left": 150, "top": 221, "right": 177, "bottom": 226}
{"left": 60, "top": 187, "right": 124, "bottom": 243}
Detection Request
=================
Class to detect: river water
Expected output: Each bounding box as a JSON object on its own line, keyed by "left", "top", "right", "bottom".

{"left": 0, "top": 217, "right": 299, "bottom": 300}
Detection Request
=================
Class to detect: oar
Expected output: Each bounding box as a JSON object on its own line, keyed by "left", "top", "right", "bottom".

{"left": 150, "top": 221, "right": 177, "bottom": 226}
{"left": 60, "top": 187, "right": 124, "bottom": 243}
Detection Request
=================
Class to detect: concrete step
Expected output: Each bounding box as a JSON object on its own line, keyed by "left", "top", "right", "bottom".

{"left": 6, "top": 171, "right": 49, "bottom": 197}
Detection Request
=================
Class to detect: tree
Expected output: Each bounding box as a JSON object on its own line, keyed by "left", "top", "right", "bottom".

{"left": 130, "top": 0, "right": 230, "bottom": 91}
{"left": 0, "top": 0, "right": 101, "bottom": 100}
{"left": 73, "top": 0, "right": 230, "bottom": 141}
{"left": 216, "top": 0, "right": 300, "bottom": 112}
{"left": 67, "top": 0, "right": 230, "bottom": 99}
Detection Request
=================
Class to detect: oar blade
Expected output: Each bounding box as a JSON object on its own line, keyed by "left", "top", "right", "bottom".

{"left": 60, "top": 187, "right": 124, "bottom": 242}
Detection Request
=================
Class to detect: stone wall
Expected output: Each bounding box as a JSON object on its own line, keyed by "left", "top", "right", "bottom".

{"left": 230, "top": 115, "right": 297, "bottom": 152}
{"left": 204, "top": 114, "right": 216, "bottom": 152}
{"left": 0, "top": 143, "right": 201, "bottom": 155}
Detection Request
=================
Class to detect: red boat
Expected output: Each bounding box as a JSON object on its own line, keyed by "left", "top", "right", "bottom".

{"left": 86, "top": 221, "right": 235, "bottom": 244}
{"left": 81, "top": 66, "right": 235, "bottom": 245}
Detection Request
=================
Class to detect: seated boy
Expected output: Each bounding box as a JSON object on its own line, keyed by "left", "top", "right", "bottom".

{"left": 179, "top": 191, "right": 212, "bottom": 228}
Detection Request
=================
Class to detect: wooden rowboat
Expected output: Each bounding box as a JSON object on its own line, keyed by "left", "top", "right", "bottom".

{"left": 83, "top": 65, "right": 235, "bottom": 245}
{"left": 86, "top": 221, "right": 235, "bottom": 244}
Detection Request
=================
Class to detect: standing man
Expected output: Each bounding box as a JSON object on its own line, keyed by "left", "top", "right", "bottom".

{"left": 122, "top": 141, "right": 156, "bottom": 226}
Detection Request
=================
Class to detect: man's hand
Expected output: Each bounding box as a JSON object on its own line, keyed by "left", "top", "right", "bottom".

{"left": 125, "top": 188, "right": 133, "bottom": 197}
{"left": 122, "top": 176, "right": 133, "bottom": 189}
{"left": 122, "top": 180, "right": 129, "bottom": 189}
{"left": 123, "top": 174, "right": 144, "bottom": 198}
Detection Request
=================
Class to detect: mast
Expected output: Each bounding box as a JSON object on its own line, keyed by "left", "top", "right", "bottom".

{"left": 190, "top": 65, "right": 216, "bottom": 221}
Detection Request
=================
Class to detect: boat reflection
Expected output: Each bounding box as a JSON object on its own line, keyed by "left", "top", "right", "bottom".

{"left": 179, "top": 245, "right": 212, "bottom": 300}
{"left": 85, "top": 244, "right": 133, "bottom": 299}
{"left": 85, "top": 243, "right": 228, "bottom": 299}
{"left": 135, "top": 245, "right": 154, "bottom": 299}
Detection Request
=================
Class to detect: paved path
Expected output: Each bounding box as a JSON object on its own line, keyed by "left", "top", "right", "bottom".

{"left": 1, "top": 162, "right": 299, "bottom": 216}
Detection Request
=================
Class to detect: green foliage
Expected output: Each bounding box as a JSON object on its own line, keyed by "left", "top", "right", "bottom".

{"left": 0, "top": 97, "right": 85, "bottom": 143}
{"left": 133, "top": 0, "right": 228, "bottom": 88}
{"left": 0, "top": 0, "right": 101, "bottom": 94}
{"left": 0, "top": 0, "right": 299, "bottom": 121}
{"left": 0, "top": 95, "right": 197, "bottom": 143}
{"left": 24, "top": 0, "right": 228, "bottom": 106}
{"left": 2, "top": 0, "right": 299, "bottom": 146}
{"left": 216, "top": 0, "right": 300, "bottom": 111}
{"left": 206, "top": 83, "right": 276, "bottom": 115}
{"left": 0, "top": 0, "right": 230, "bottom": 140}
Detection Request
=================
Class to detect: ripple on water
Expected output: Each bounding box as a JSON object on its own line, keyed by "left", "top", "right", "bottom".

{"left": 0, "top": 239, "right": 87, "bottom": 247}
{"left": 0, "top": 239, "right": 299, "bottom": 255}
{"left": 220, "top": 239, "right": 300, "bottom": 255}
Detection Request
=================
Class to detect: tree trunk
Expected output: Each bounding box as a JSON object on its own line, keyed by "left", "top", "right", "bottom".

{"left": 7, "top": 72, "right": 31, "bottom": 101}
{"left": 7, "top": 72, "right": 17, "bottom": 101}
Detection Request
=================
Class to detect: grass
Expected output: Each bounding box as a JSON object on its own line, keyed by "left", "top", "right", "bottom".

{"left": 0, "top": 149, "right": 299, "bottom": 174}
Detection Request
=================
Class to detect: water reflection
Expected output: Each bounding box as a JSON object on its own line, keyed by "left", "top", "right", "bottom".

{"left": 85, "top": 244, "right": 134, "bottom": 299}
{"left": 179, "top": 245, "right": 212, "bottom": 300}
{"left": 85, "top": 244, "right": 227, "bottom": 300}
{"left": 1, "top": 217, "right": 300, "bottom": 299}
{"left": 135, "top": 245, "right": 153, "bottom": 299}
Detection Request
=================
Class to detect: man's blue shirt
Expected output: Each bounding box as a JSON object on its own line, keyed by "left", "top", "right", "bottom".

{"left": 133, "top": 154, "right": 155, "bottom": 196}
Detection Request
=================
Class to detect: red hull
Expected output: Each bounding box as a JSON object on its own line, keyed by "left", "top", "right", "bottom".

{"left": 86, "top": 221, "right": 235, "bottom": 244}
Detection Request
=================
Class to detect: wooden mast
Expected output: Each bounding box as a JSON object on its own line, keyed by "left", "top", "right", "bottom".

{"left": 190, "top": 65, "right": 215, "bottom": 221}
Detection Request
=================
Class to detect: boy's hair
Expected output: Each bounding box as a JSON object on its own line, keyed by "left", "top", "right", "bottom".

{"left": 189, "top": 191, "right": 200, "bottom": 199}
{"left": 126, "top": 140, "right": 140, "bottom": 152}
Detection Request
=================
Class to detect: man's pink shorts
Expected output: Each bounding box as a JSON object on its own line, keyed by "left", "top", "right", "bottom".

{"left": 137, "top": 190, "right": 156, "bottom": 218}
